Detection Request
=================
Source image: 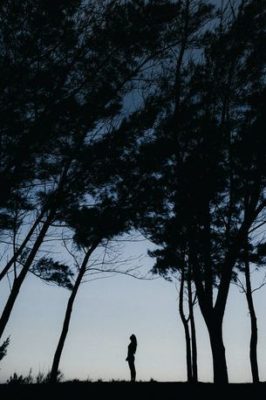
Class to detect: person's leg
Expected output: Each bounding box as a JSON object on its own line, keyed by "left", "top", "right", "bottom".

{"left": 131, "top": 361, "right": 136, "bottom": 382}
{"left": 128, "top": 359, "right": 136, "bottom": 382}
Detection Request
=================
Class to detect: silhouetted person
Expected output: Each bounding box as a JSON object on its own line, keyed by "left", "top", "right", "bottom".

{"left": 126, "top": 334, "right": 137, "bottom": 382}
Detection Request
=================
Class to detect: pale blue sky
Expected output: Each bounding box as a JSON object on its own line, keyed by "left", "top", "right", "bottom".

{"left": 1, "top": 236, "right": 266, "bottom": 383}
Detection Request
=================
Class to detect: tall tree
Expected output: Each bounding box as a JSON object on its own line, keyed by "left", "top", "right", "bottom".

{"left": 147, "top": 0, "right": 266, "bottom": 383}
{"left": 100, "top": 0, "right": 266, "bottom": 383}
{"left": 0, "top": 0, "right": 180, "bottom": 341}
{"left": 235, "top": 239, "right": 266, "bottom": 383}
{"left": 49, "top": 200, "right": 146, "bottom": 382}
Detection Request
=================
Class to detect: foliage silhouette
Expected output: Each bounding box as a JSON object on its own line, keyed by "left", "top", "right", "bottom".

{"left": 0, "top": 336, "right": 10, "bottom": 362}
{"left": 98, "top": 0, "right": 266, "bottom": 384}
{"left": 0, "top": 0, "right": 180, "bottom": 344}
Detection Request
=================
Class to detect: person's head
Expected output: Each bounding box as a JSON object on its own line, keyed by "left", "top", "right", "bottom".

{"left": 130, "top": 334, "right": 137, "bottom": 344}
{"left": 130, "top": 334, "right": 137, "bottom": 352}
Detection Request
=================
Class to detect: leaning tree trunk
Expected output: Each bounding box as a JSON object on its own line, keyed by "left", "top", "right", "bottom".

{"left": 49, "top": 242, "right": 99, "bottom": 383}
{"left": 244, "top": 241, "right": 259, "bottom": 383}
{"left": 0, "top": 208, "right": 46, "bottom": 282}
{"left": 0, "top": 210, "right": 55, "bottom": 339}
{"left": 178, "top": 270, "right": 192, "bottom": 382}
{"left": 0, "top": 163, "right": 72, "bottom": 340}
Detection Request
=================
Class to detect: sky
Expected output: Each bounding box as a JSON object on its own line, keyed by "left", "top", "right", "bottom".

{"left": 1, "top": 236, "right": 266, "bottom": 384}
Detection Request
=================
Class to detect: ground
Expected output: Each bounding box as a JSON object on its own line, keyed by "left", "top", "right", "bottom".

{"left": 0, "top": 381, "right": 265, "bottom": 399}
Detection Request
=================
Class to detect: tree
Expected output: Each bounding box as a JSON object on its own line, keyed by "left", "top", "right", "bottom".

{"left": 0, "top": 0, "right": 180, "bottom": 342}
{"left": 49, "top": 203, "right": 149, "bottom": 383}
{"left": 241, "top": 240, "right": 260, "bottom": 383}
{"left": 101, "top": 0, "right": 266, "bottom": 383}
{"left": 49, "top": 242, "right": 99, "bottom": 383}
{"left": 234, "top": 239, "right": 266, "bottom": 383}
{"left": 147, "top": 0, "right": 266, "bottom": 383}
{"left": 99, "top": 0, "right": 215, "bottom": 381}
{"left": 150, "top": 243, "right": 198, "bottom": 382}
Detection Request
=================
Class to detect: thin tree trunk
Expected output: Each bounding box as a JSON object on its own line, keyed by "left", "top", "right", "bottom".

{"left": 0, "top": 208, "right": 46, "bottom": 281}
{"left": 187, "top": 270, "right": 198, "bottom": 382}
{"left": 244, "top": 240, "right": 259, "bottom": 383}
{"left": 49, "top": 242, "right": 99, "bottom": 383}
{"left": 0, "top": 209, "right": 55, "bottom": 340}
{"left": 0, "top": 163, "right": 72, "bottom": 340}
{"left": 178, "top": 270, "right": 192, "bottom": 382}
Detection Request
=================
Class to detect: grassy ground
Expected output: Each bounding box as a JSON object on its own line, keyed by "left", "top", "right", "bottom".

{"left": 0, "top": 381, "right": 265, "bottom": 399}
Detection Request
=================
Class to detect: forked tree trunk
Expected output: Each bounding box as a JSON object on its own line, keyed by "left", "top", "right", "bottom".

{"left": 191, "top": 246, "right": 229, "bottom": 384}
{"left": 179, "top": 270, "right": 192, "bottom": 382}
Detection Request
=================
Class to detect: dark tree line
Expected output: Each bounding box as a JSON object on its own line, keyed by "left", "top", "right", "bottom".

{"left": 0, "top": 0, "right": 265, "bottom": 385}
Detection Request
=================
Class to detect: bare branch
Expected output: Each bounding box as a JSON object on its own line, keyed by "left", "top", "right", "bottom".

{"left": 233, "top": 276, "right": 246, "bottom": 294}
{"left": 249, "top": 220, "right": 266, "bottom": 235}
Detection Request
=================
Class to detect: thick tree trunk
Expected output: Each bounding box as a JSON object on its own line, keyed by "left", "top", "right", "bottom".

{"left": 244, "top": 242, "right": 259, "bottom": 383}
{"left": 208, "top": 319, "right": 228, "bottom": 384}
{"left": 188, "top": 274, "right": 198, "bottom": 382}
{"left": 49, "top": 242, "right": 98, "bottom": 383}
{"left": 189, "top": 243, "right": 228, "bottom": 383}
{"left": 0, "top": 210, "right": 55, "bottom": 340}
{"left": 179, "top": 271, "right": 192, "bottom": 382}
